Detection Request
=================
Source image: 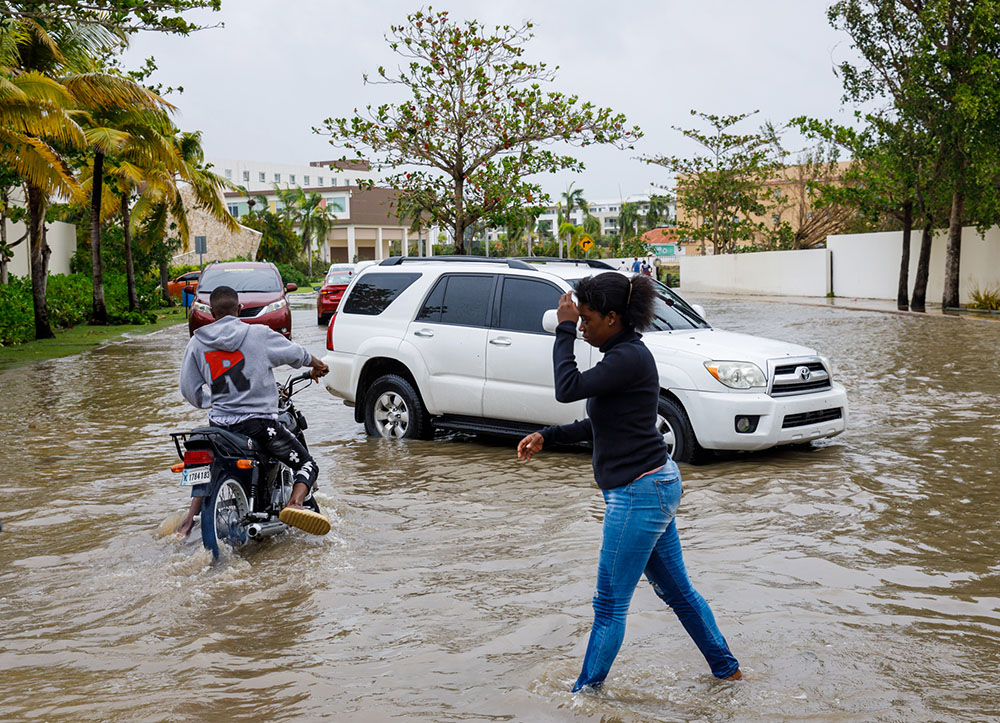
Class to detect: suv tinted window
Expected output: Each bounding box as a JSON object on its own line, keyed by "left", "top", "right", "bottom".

{"left": 342, "top": 273, "right": 420, "bottom": 315}
{"left": 200, "top": 267, "right": 281, "bottom": 292}
{"left": 416, "top": 274, "right": 494, "bottom": 327}
{"left": 497, "top": 277, "right": 562, "bottom": 333}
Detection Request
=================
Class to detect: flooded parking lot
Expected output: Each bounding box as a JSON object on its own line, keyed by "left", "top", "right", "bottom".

{"left": 1, "top": 295, "right": 998, "bottom": 722}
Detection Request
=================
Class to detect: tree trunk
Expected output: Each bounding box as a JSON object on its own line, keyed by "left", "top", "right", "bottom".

{"left": 122, "top": 193, "right": 138, "bottom": 312}
{"left": 90, "top": 150, "right": 108, "bottom": 324}
{"left": 896, "top": 199, "right": 913, "bottom": 310}
{"left": 26, "top": 184, "right": 53, "bottom": 339}
{"left": 911, "top": 220, "right": 933, "bottom": 313}
{"left": 942, "top": 187, "right": 964, "bottom": 310}
{"left": 302, "top": 230, "right": 312, "bottom": 278}
{"left": 159, "top": 259, "right": 173, "bottom": 305}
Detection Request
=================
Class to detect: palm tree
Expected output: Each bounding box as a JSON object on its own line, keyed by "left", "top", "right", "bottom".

{"left": 0, "top": 18, "right": 95, "bottom": 338}
{"left": 275, "top": 186, "right": 331, "bottom": 276}
{"left": 560, "top": 183, "right": 587, "bottom": 258}
{"left": 618, "top": 202, "right": 641, "bottom": 243}
{"left": 78, "top": 93, "right": 176, "bottom": 321}
{"left": 130, "top": 128, "right": 239, "bottom": 303}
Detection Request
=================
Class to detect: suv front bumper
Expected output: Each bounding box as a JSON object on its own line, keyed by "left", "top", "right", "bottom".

{"left": 674, "top": 382, "right": 848, "bottom": 451}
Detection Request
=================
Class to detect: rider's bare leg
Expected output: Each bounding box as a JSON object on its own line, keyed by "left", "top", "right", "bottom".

{"left": 176, "top": 497, "right": 203, "bottom": 537}
{"left": 283, "top": 482, "right": 310, "bottom": 510}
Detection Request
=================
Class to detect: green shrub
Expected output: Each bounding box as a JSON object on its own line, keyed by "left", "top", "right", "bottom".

{"left": 273, "top": 262, "right": 309, "bottom": 288}
{"left": 969, "top": 286, "right": 1000, "bottom": 311}
{"left": 0, "top": 272, "right": 165, "bottom": 346}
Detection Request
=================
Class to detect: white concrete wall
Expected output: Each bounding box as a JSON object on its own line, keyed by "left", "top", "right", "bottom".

{"left": 679, "top": 248, "right": 831, "bottom": 297}
{"left": 5, "top": 219, "right": 77, "bottom": 277}
{"left": 827, "top": 227, "right": 1000, "bottom": 304}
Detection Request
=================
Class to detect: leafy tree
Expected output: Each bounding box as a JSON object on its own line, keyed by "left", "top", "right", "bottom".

{"left": 0, "top": 1, "right": 222, "bottom": 35}
{"left": 829, "top": 0, "right": 1000, "bottom": 309}
{"left": 617, "top": 202, "right": 641, "bottom": 243}
{"left": 643, "top": 110, "right": 781, "bottom": 255}
{"left": 320, "top": 10, "right": 640, "bottom": 254}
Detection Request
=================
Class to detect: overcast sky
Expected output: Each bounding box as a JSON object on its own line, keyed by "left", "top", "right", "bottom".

{"left": 123, "top": 0, "right": 864, "bottom": 202}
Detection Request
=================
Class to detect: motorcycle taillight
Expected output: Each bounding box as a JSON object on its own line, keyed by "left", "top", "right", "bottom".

{"left": 184, "top": 449, "right": 214, "bottom": 465}
{"left": 326, "top": 312, "right": 336, "bottom": 351}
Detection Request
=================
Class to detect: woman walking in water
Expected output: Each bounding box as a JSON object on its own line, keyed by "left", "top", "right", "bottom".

{"left": 517, "top": 272, "right": 741, "bottom": 691}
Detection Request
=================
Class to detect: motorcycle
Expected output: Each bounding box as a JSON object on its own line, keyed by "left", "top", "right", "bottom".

{"left": 169, "top": 370, "right": 322, "bottom": 558}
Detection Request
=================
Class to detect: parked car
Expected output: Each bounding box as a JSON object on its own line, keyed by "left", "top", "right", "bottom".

{"left": 316, "top": 263, "right": 355, "bottom": 325}
{"left": 188, "top": 261, "right": 297, "bottom": 339}
{"left": 167, "top": 270, "right": 200, "bottom": 299}
{"left": 320, "top": 256, "right": 848, "bottom": 462}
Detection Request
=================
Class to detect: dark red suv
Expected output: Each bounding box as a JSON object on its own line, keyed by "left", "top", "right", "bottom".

{"left": 316, "top": 263, "right": 355, "bottom": 325}
{"left": 188, "top": 261, "right": 297, "bottom": 339}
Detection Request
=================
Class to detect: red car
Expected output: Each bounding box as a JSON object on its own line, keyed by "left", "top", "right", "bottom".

{"left": 316, "top": 263, "right": 355, "bottom": 325}
{"left": 188, "top": 261, "right": 297, "bottom": 339}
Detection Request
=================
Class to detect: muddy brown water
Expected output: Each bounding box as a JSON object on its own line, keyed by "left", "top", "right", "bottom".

{"left": 1, "top": 296, "right": 998, "bottom": 722}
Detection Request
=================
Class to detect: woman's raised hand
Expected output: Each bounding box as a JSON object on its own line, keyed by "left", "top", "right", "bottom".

{"left": 556, "top": 292, "right": 579, "bottom": 325}
{"left": 517, "top": 432, "right": 544, "bottom": 462}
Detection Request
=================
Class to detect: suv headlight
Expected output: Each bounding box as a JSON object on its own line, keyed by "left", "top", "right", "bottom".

{"left": 261, "top": 298, "right": 288, "bottom": 314}
{"left": 704, "top": 361, "right": 767, "bottom": 389}
{"left": 193, "top": 301, "right": 211, "bottom": 314}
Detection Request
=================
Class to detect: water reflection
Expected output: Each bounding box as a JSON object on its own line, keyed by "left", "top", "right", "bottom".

{"left": 0, "top": 301, "right": 997, "bottom": 721}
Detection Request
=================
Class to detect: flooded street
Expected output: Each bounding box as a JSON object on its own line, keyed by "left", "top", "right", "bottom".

{"left": 1, "top": 295, "right": 998, "bottom": 722}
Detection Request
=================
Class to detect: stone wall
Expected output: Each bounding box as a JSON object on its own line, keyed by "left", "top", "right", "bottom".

{"left": 171, "top": 185, "right": 261, "bottom": 266}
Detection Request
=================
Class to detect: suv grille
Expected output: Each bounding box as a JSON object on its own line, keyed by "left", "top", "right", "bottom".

{"left": 782, "top": 408, "right": 843, "bottom": 428}
{"left": 770, "top": 359, "right": 831, "bottom": 396}
{"left": 239, "top": 306, "right": 262, "bottom": 318}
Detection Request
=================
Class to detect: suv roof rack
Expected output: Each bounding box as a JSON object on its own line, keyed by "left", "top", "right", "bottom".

{"left": 514, "top": 257, "right": 615, "bottom": 270}
{"left": 379, "top": 255, "right": 536, "bottom": 271}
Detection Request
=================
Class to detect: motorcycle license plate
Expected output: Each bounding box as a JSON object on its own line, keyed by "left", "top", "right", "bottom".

{"left": 181, "top": 467, "right": 211, "bottom": 486}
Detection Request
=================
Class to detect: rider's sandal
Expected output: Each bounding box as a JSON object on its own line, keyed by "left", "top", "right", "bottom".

{"left": 279, "top": 507, "right": 331, "bottom": 536}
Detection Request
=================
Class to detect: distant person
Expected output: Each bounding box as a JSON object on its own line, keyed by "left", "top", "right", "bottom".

{"left": 640, "top": 259, "right": 652, "bottom": 276}
{"left": 516, "top": 272, "right": 741, "bottom": 692}
{"left": 631, "top": 257, "right": 641, "bottom": 273}
{"left": 617, "top": 259, "right": 628, "bottom": 271}
{"left": 177, "top": 285, "right": 331, "bottom": 537}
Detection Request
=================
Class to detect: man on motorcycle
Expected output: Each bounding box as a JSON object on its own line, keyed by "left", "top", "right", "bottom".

{"left": 176, "top": 285, "right": 330, "bottom": 537}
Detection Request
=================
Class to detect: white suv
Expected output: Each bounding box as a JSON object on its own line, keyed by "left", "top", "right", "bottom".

{"left": 320, "top": 257, "right": 847, "bottom": 462}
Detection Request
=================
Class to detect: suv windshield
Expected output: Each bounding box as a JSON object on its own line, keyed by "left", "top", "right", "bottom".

{"left": 200, "top": 267, "right": 282, "bottom": 293}
{"left": 567, "top": 277, "right": 709, "bottom": 331}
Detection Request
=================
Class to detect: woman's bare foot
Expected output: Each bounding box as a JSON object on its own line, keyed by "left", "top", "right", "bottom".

{"left": 175, "top": 516, "right": 196, "bottom": 538}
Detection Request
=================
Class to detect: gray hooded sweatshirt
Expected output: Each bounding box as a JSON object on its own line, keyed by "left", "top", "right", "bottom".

{"left": 180, "top": 315, "right": 312, "bottom": 418}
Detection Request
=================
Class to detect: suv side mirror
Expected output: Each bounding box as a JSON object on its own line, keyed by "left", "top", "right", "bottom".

{"left": 542, "top": 309, "right": 559, "bottom": 334}
{"left": 285, "top": 283, "right": 298, "bottom": 292}
{"left": 691, "top": 303, "right": 707, "bottom": 320}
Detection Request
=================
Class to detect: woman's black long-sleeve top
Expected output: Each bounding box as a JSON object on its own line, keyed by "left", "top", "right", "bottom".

{"left": 539, "top": 320, "right": 668, "bottom": 490}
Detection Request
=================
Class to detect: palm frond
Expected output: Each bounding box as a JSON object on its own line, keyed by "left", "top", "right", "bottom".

{"left": 84, "top": 125, "right": 129, "bottom": 153}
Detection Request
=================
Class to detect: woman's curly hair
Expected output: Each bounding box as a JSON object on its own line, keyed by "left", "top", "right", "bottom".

{"left": 574, "top": 272, "right": 657, "bottom": 330}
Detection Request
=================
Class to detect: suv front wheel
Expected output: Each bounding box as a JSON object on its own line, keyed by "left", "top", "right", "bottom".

{"left": 656, "top": 395, "right": 702, "bottom": 464}
{"left": 363, "top": 374, "right": 432, "bottom": 440}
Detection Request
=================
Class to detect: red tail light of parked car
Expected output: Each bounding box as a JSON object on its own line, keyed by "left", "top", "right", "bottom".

{"left": 326, "top": 313, "right": 336, "bottom": 351}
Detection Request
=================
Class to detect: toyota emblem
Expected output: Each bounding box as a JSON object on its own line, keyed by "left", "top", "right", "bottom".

{"left": 795, "top": 365, "right": 812, "bottom": 381}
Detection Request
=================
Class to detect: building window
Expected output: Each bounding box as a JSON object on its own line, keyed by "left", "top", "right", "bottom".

{"left": 304, "top": 175, "right": 310, "bottom": 185}
{"left": 224, "top": 169, "right": 232, "bottom": 179}
{"left": 274, "top": 173, "right": 281, "bottom": 182}
{"left": 259, "top": 172, "right": 266, "bottom": 182}
{"left": 331, "top": 178, "right": 337, "bottom": 187}
{"left": 242, "top": 170, "right": 249, "bottom": 182}
{"left": 317, "top": 176, "right": 324, "bottom": 186}
{"left": 227, "top": 203, "right": 239, "bottom": 216}
{"left": 289, "top": 174, "right": 296, "bottom": 184}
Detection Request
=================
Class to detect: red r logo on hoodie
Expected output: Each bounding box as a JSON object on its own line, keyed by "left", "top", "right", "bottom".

{"left": 205, "top": 350, "right": 251, "bottom": 393}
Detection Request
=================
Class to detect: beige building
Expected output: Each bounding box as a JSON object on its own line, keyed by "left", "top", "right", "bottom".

{"left": 675, "top": 160, "right": 852, "bottom": 253}
{"left": 171, "top": 185, "right": 262, "bottom": 266}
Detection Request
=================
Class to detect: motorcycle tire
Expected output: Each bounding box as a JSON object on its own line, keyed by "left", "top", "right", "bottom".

{"left": 202, "top": 477, "right": 250, "bottom": 560}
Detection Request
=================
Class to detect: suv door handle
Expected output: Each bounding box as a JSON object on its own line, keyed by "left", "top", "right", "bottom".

{"left": 413, "top": 329, "right": 435, "bottom": 338}
{"left": 489, "top": 337, "right": 512, "bottom": 346}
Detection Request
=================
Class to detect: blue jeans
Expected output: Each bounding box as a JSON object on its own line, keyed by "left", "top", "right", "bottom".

{"left": 573, "top": 461, "right": 740, "bottom": 691}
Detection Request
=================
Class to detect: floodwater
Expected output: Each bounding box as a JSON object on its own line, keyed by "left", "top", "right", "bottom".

{"left": 1, "top": 295, "right": 998, "bottom": 722}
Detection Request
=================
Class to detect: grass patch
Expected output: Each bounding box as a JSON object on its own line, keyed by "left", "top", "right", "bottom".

{"left": 969, "top": 286, "right": 1000, "bottom": 311}
{"left": 0, "top": 306, "right": 187, "bottom": 372}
